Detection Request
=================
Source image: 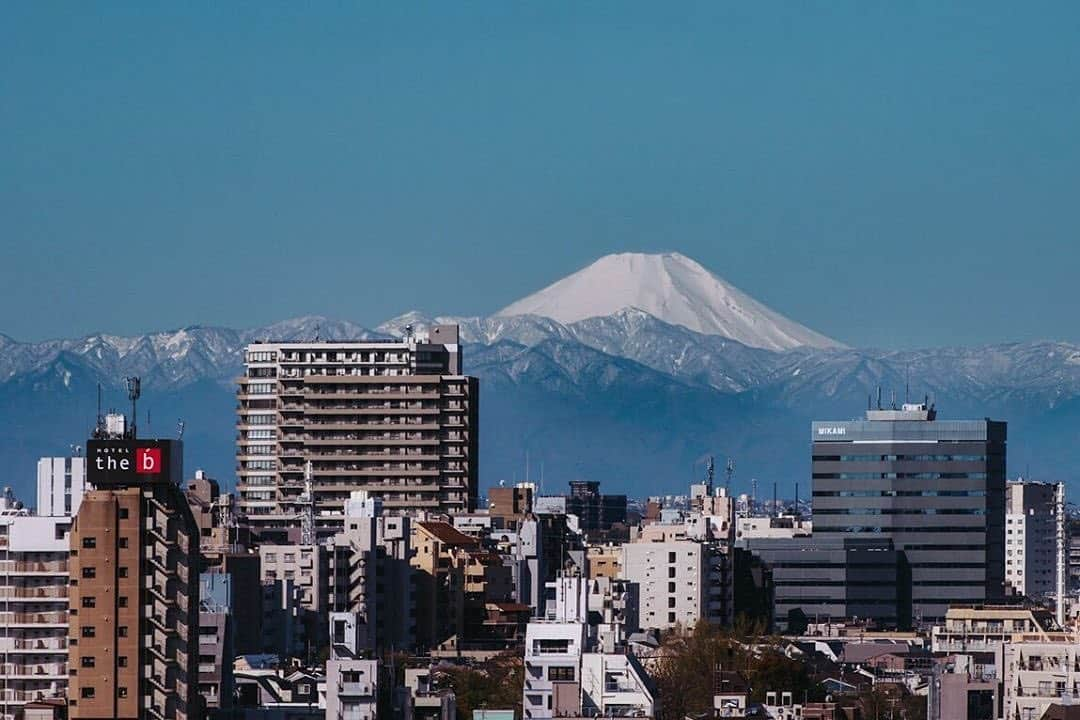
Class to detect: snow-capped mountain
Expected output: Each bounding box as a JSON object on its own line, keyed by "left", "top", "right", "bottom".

{"left": 3, "top": 253, "right": 1080, "bottom": 500}
{"left": 496, "top": 252, "right": 844, "bottom": 351}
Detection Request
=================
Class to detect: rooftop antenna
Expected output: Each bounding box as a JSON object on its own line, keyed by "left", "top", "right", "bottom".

{"left": 794, "top": 482, "right": 799, "bottom": 519}
{"left": 905, "top": 364, "right": 911, "bottom": 404}
{"left": 177, "top": 420, "right": 186, "bottom": 440}
{"left": 125, "top": 376, "right": 141, "bottom": 439}
{"left": 751, "top": 478, "right": 758, "bottom": 515}
{"left": 876, "top": 386, "right": 882, "bottom": 411}
{"left": 95, "top": 383, "right": 104, "bottom": 436}
{"left": 773, "top": 482, "right": 778, "bottom": 518}
{"left": 704, "top": 456, "right": 715, "bottom": 495}
{"left": 314, "top": 323, "right": 321, "bottom": 342}
{"left": 724, "top": 458, "right": 735, "bottom": 495}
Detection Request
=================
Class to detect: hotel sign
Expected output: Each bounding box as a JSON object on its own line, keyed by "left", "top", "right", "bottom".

{"left": 87, "top": 439, "right": 182, "bottom": 486}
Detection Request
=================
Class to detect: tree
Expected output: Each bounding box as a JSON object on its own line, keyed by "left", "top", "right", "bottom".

{"left": 434, "top": 651, "right": 523, "bottom": 719}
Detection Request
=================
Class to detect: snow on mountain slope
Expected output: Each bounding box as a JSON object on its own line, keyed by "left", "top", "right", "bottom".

{"left": 496, "top": 252, "right": 844, "bottom": 351}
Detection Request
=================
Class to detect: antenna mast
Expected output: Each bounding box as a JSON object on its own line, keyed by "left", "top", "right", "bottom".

{"left": 125, "top": 377, "right": 141, "bottom": 439}
{"left": 300, "top": 460, "right": 315, "bottom": 546}
{"left": 704, "top": 456, "right": 715, "bottom": 495}
{"left": 725, "top": 458, "right": 735, "bottom": 495}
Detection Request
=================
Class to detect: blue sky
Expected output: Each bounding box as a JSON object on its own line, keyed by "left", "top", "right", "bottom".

{"left": 2, "top": 2, "right": 1078, "bottom": 348}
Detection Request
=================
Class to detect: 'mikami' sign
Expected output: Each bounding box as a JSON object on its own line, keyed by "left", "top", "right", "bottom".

{"left": 816, "top": 426, "right": 847, "bottom": 437}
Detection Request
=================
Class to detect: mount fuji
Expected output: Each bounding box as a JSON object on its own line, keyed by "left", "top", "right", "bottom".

{"left": 497, "top": 252, "right": 843, "bottom": 351}
{"left": 1, "top": 252, "right": 1079, "bottom": 502}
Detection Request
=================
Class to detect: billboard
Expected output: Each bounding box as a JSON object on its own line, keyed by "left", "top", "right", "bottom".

{"left": 86, "top": 439, "right": 183, "bottom": 487}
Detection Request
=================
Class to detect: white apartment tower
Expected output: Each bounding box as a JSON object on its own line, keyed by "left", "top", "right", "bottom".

{"left": 36, "top": 456, "right": 86, "bottom": 517}
{"left": 0, "top": 505, "right": 71, "bottom": 720}
{"left": 1005, "top": 480, "right": 1060, "bottom": 599}
{"left": 236, "top": 325, "right": 478, "bottom": 538}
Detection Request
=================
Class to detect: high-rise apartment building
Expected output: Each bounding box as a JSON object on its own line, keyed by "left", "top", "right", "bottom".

{"left": 0, "top": 498, "right": 71, "bottom": 720}
{"left": 235, "top": 325, "right": 478, "bottom": 539}
{"left": 812, "top": 402, "right": 1006, "bottom": 624}
{"left": 68, "top": 425, "right": 199, "bottom": 720}
{"left": 1005, "top": 480, "right": 1060, "bottom": 600}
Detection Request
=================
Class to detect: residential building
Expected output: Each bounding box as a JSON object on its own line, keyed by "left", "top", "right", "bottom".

{"left": 1001, "top": 634, "right": 1080, "bottom": 720}
{"left": 1005, "top": 480, "right": 1060, "bottom": 600}
{"left": 198, "top": 573, "right": 235, "bottom": 717}
{"left": 0, "top": 501, "right": 71, "bottom": 720}
{"left": 621, "top": 540, "right": 707, "bottom": 631}
{"left": 235, "top": 326, "right": 479, "bottom": 539}
{"left": 260, "top": 543, "right": 329, "bottom": 659}
{"left": 36, "top": 456, "right": 86, "bottom": 517}
{"left": 398, "top": 666, "right": 457, "bottom": 720}
{"left": 325, "top": 613, "right": 379, "bottom": 720}
{"left": 68, "top": 430, "right": 199, "bottom": 720}
{"left": 488, "top": 484, "right": 534, "bottom": 531}
{"left": 523, "top": 574, "right": 655, "bottom": 719}
{"left": 328, "top": 491, "right": 414, "bottom": 652}
{"left": 931, "top": 605, "right": 1059, "bottom": 679}
{"left": 812, "top": 402, "right": 1006, "bottom": 624}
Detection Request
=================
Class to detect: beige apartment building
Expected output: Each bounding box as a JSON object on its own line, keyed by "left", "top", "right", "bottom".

{"left": 235, "top": 325, "right": 478, "bottom": 538}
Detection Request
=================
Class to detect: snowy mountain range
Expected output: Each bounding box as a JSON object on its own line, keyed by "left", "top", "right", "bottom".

{"left": 2, "top": 252, "right": 1079, "bottom": 501}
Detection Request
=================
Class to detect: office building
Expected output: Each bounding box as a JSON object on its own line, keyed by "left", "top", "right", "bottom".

{"left": 36, "top": 456, "right": 86, "bottom": 517}
{"left": 0, "top": 497, "right": 71, "bottom": 720}
{"left": 67, "top": 420, "right": 199, "bottom": 720}
{"left": 235, "top": 325, "right": 478, "bottom": 539}
{"left": 812, "top": 402, "right": 1006, "bottom": 624}
{"left": 1005, "top": 480, "right": 1060, "bottom": 600}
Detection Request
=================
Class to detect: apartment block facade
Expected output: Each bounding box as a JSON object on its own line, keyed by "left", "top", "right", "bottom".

{"left": 1005, "top": 480, "right": 1060, "bottom": 600}
{"left": 235, "top": 325, "right": 478, "bottom": 538}
{"left": 0, "top": 511, "right": 71, "bottom": 720}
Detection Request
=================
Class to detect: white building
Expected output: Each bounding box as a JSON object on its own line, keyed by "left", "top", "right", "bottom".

{"left": 0, "top": 492, "right": 71, "bottom": 720}
{"left": 328, "top": 491, "right": 414, "bottom": 651}
{"left": 35, "top": 456, "right": 86, "bottom": 517}
{"left": 325, "top": 612, "right": 379, "bottom": 720}
{"left": 523, "top": 574, "right": 655, "bottom": 719}
{"left": 1001, "top": 635, "right": 1080, "bottom": 720}
{"left": 1005, "top": 480, "right": 1060, "bottom": 599}
{"left": 622, "top": 538, "right": 720, "bottom": 631}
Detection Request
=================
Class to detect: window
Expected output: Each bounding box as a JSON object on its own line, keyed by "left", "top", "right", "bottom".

{"left": 668, "top": 552, "right": 677, "bottom": 563}
{"left": 118, "top": 508, "right": 129, "bottom": 519}
{"left": 668, "top": 567, "right": 676, "bottom": 578}
{"left": 81, "top": 626, "right": 95, "bottom": 638}
{"left": 118, "top": 596, "right": 128, "bottom": 608}
{"left": 118, "top": 657, "right": 128, "bottom": 667}
{"left": 118, "top": 687, "right": 128, "bottom": 698}
{"left": 81, "top": 687, "right": 95, "bottom": 699}
{"left": 668, "top": 597, "right": 676, "bottom": 608}
{"left": 668, "top": 612, "right": 676, "bottom": 624}
{"left": 81, "top": 656, "right": 95, "bottom": 668}
{"left": 118, "top": 568, "right": 128, "bottom": 578}
{"left": 549, "top": 666, "right": 575, "bottom": 681}
{"left": 119, "top": 538, "right": 129, "bottom": 549}
{"left": 81, "top": 567, "right": 96, "bottom": 579}
{"left": 118, "top": 626, "right": 128, "bottom": 637}
{"left": 668, "top": 582, "right": 676, "bottom": 593}
{"left": 82, "top": 597, "right": 96, "bottom": 609}
{"left": 82, "top": 537, "right": 96, "bottom": 549}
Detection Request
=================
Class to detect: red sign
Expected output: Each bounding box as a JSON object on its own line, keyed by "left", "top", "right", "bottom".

{"left": 136, "top": 447, "right": 162, "bottom": 474}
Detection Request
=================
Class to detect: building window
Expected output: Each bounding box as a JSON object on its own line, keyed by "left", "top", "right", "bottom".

{"left": 81, "top": 567, "right": 96, "bottom": 579}
{"left": 118, "top": 567, "right": 128, "bottom": 578}
{"left": 668, "top": 552, "right": 677, "bottom": 563}
{"left": 119, "top": 538, "right": 129, "bottom": 549}
{"left": 119, "top": 596, "right": 128, "bottom": 608}
{"left": 118, "top": 626, "right": 128, "bottom": 637}
{"left": 119, "top": 508, "right": 129, "bottom": 519}
{"left": 118, "top": 687, "right": 128, "bottom": 698}
{"left": 118, "top": 657, "right": 128, "bottom": 667}
{"left": 668, "top": 612, "right": 676, "bottom": 624}
{"left": 81, "top": 687, "right": 95, "bottom": 699}
{"left": 549, "top": 666, "right": 575, "bottom": 681}
{"left": 81, "top": 626, "right": 95, "bottom": 638}
{"left": 81, "top": 656, "right": 95, "bottom": 668}
{"left": 82, "top": 537, "right": 96, "bottom": 549}
{"left": 82, "top": 597, "right": 96, "bottom": 608}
